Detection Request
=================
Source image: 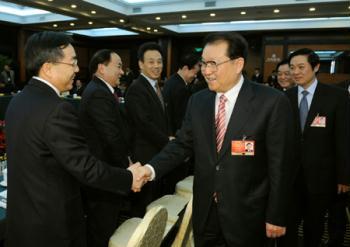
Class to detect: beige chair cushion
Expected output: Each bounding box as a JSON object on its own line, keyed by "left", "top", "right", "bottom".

{"left": 175, "top": 176, "right": 193, "bottom": 200}
{"left": 109, "top": 218, "right": 141, "bottom": 247}
{"left": 147, "top": 194, "right": 189, "bottom": 224}
{"left": 109, "top": 206, "right": 168, "bottom": 247}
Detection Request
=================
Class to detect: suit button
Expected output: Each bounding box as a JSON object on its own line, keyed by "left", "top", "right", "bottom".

{"left": 216, "top": 165, "right": 220, "bottom": 171}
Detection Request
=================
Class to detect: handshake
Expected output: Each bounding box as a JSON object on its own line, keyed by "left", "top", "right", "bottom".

{"left": 127, "top": 162, "right": 153, "bottom": 192}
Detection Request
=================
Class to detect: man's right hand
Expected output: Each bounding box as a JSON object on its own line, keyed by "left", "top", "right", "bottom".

{"left": 127, "top": 162, "right": 151, "bottom": 192}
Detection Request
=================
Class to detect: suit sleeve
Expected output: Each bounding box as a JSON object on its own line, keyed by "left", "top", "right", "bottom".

{"left": 43, "top": 101, "right": 132, "bottom": 196}
{"left": 149, "top": 96, "right": 195, "bottom": 179}
{"left": 335, "top": 90, "right": 350, "bottom": 184}
{"left": 84, "top": 90, "right": 128, "bottom": 167}
{"left": 265, "top": 93, "right": 296, "bottom": 226}
{"left": 126, "top": 85, "right": 169, "bottom": 149}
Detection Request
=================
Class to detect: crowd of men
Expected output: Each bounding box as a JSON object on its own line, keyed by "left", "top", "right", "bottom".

{"left": 3, "top": 30, "right": 350, "bottom": 247}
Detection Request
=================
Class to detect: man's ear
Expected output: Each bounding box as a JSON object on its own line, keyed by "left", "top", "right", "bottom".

{"left": 314, "top": 63, "right": 320, "bottom": 73}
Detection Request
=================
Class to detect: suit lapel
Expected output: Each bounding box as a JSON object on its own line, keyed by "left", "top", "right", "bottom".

{"left": 140, "top": 75, "right": 165, "bottom": 113}
{"left": 218, "top": 80, "right": 254, "bottom": 161}
{"left": 201, "top": 91, "right": 217, "bottom": 160}
{"left": 289, "top": 87, "right": 302, "bottom": 136}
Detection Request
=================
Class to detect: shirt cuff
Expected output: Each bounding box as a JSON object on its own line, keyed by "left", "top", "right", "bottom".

{"left": 144, "top": 164, "right": 156, "bottom": 181}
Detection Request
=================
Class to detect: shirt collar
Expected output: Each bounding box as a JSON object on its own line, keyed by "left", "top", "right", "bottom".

{"left": 216, "top": 75, "right": 244, "bottom": 101}
{"left": 298, "top": 78, "right": 318, "bottom": 96}
{"left": 33, "top": 76, "right": 60, "bottom": 96}
{"left": 96, "top": 76, "right": 114, "bottom": 94}
{"left": 141, "top": 73, "right": 158, "bottom": 88}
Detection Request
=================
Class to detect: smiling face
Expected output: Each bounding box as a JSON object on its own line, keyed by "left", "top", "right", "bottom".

{"left": 201, "top": 41, "right": 244, "bottom": 93}
{"left": 99, "top": 52, "right": 124, "bottom": 87}
{"left": 277, "top": 64, "right": 293, "bottom": 89}
{"left": 139, "top": 49, "right": 163, "bottom": 80}
{"left": 290, "top": 55, "right": 319, "bottom": 89}
{"left": 48, "top": 44, "right": 79, "bottom": 93}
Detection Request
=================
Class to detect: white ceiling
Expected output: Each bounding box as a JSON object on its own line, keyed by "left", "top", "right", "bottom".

{"left": 0, "top": 0, "right": 348, "bottom": 37}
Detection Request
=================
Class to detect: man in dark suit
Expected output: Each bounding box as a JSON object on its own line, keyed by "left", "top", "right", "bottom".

{"left": 125, "top": 42, "right": 174, "bottom": 216}
{"left": 0, "top": 63, "right": 15, "bottom": 93}
{"left": 283, "top": 48, "right": 350, "bottom": 247}
{"left": 251, "top": 67, "right": 263, "bottom": 84}
{"left": 163, "top": 53, "right": 200, "bottom": 134}
{"left": 4, "top": 31, "right": 146, "bottom": 247}
{"left": 79, "top": 49, "right": 131, "bottom": 247}
{"left": 137, "top": 32, "right": 295, "bottom": 246}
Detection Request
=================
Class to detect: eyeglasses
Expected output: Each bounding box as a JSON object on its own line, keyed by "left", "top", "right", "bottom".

{"left": 53, "top": 61, "right": 78, "bottom": 68}
{"left": 200, "top": 58, "right": 233, "bottom": 72}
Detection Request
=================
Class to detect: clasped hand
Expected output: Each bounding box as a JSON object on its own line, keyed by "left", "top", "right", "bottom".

{"left": 127, "top": 162, "right": 152, "bottom": 192}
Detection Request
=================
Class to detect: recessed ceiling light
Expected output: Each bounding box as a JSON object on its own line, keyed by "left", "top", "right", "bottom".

{"left": 88, "top": 21, "right": 93, "bottom": 25}
{"left": 273, "top": 9, "right": 280, "bottom": 13}
{"left": 53, "top": 24, "right": 58, "bottom": 27}
{"left": 210, "top": 13, "right": 216, "bottom": 17}
{"left": 91, "top": 10, "right": 96, "bottom": 14}
{"left": 146, "top": 27, "right": 151, "bottom": 30}
{"left": 309, "top": 7, "right": 316, "bottom": 12}
{"left": 119, "top": 19, "right": 125, "bottom": 23}
{"left": 348, "top": 5, "right": 350, "bottom": 9}
{"left": 182, "top": 14, "right": 187, "bottom": 19}
{"left": 154, "top": 29, "right": 158, "bottom": 32}
{"left": 48, "top": 0, "right": 53, "bottom": 2}
{"left": 70, "top": 4, "right": 77, "bottom": 8}
{"left": 70, "top": 22, "right": 75, "bottom": 26}
{"left": 240, "top": 11, "right": 246, "bottom": 15}
{"left": 155, "top": 16, "right": 161, "bottom": 20}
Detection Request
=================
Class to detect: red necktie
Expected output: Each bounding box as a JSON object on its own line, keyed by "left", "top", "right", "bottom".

{"left": 216, "top": 94, "right": 228, "bottom": 152}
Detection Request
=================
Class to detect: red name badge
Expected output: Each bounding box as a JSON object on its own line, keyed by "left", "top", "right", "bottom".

{"left": 231, "top": 140, "right": 255, "bottom": 156}
{"left": 311, "top": 115, "right": 326, "bottom": 127}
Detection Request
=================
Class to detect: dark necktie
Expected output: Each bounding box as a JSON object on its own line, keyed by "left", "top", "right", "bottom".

{"left": 299, "top": 90, "right": 309, "bottom": 132}
{"left": 155, "top": 83, "right": 165, "bottom": 110}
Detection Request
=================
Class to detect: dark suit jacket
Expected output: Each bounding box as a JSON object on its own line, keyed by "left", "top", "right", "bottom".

{"left": 79, "top": 76, "right": 131, "bottom": 201}
{"left": 125, "top": 75, "right": 170, "bottom": 163}
{"left": 163, "top": 73, "right": 192, "bottom": 134}
{"left": 5, "top": 78, "right": 132, "bottom": 247}
{"left": 149, "top": 79, "right": 295, "bottom": 246}
{"left": 286, "top": 82, "right": 350, "bottom": 194}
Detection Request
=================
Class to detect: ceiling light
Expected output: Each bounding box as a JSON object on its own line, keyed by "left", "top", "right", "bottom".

{"left": 309, "top": 7, "right": 316, "bottom": 12}
{"left": 182, "top": 15, "right": 187, "bottom": 19}
{"left": 348, "top": 6, "right": 350, "bottom": 9}
{"left": 210, "top": 13, "right": 216, "bottom": 17}
{"left": 48, "top": 0, "right": 53, "bottom": 2}
{"left": 240, "top": 11, "right": 246, "bottom": 15}
{"left": 155, "top": 16, "right": 161, "bottom": 20}
{"left": 154, "top": 29, "right": 158, "bottom": 32}
{"left": 119, "top": 19, "right": 125, "bottom": 23}
{"left": 146, "top": 27, "right": 151, "bottom": 30}
{"left": 273, "top": 9, "right": 280, "bottom": 13}
{"left": 91, "top": 10, "right": 96, "bottom": 14}
{"left": 70, "top": 22, "right": 75, "bottom": 26}
{"left": 88, "top": 21, "right": 93, "bottom": 25}
{"left": 70, "top": 4, "right": 77, "bottom": 9}
{"left": 53, "top": 24, "right": 58, "bottom": 27}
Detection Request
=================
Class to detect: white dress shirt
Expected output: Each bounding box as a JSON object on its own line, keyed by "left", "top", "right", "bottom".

{"left": 33, "top": 76, "right": 60, "bottom": 96}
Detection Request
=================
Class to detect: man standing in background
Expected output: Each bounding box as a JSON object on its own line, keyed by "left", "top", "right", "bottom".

{"left": 283, "top": 48, "right": 350, "bottom": 247}
{"left": 125, "top": 42, "right": 174, "bottom": 216}
{"left": 79, "top": 49, "right": 132, "bottom": 247}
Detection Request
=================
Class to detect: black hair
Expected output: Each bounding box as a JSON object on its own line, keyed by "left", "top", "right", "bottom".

{"left": 89, "top": 49, "right": 115, "bottom": 75}
{"left": 25, "top": 31, "right": 73, "bottom": 77}
{"left": 137, "top": 42, "right": 163, "bottom": 62}
{"left": 203, "top": 32, "right": 248, "bottom": 61}
{"left": 178, "top": 53, "right": 200, "bottom": 70}
{"left": 288, "top": 48, "right": 320, "bottom": 69}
